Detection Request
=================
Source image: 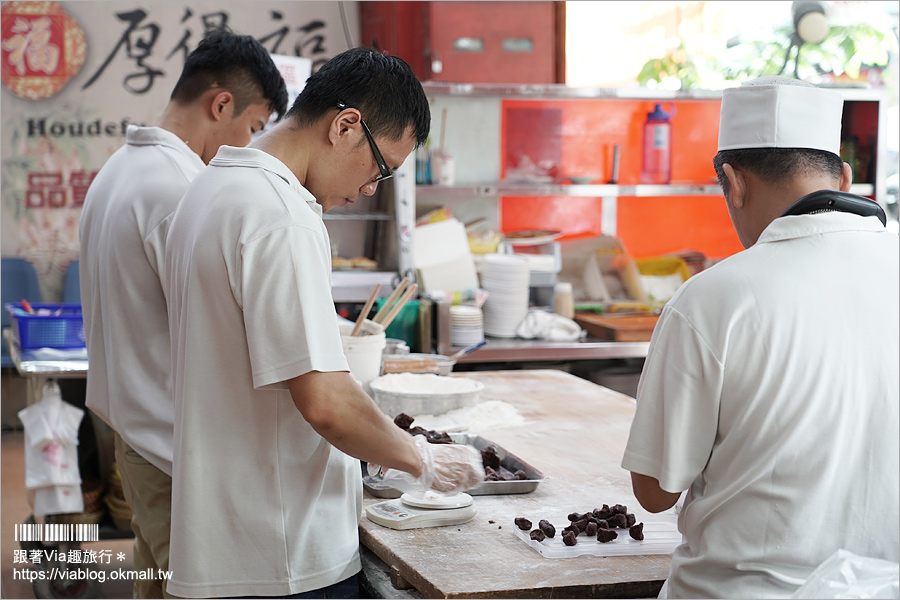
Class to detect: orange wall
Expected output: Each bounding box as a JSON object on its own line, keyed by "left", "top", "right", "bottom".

{"left": 499, "top": 98, "right": 743, "bottom": 259}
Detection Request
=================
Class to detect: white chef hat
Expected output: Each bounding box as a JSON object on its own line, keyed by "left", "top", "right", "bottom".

{"left": 717, "top": 76, "right": 843, "bottom": 155}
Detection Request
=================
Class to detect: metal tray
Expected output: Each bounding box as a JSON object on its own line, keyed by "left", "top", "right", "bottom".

{"left": 363, "top": 433, "right": 544, "bottom": 498}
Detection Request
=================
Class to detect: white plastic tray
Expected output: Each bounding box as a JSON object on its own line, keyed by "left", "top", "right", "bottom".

{"left": 512, "top": 520, "right": 681, "bottom": 558}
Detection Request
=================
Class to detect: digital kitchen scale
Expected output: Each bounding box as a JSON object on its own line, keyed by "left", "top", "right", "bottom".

{"left": 365, "top": 492, "right": 477, "bottom": 530}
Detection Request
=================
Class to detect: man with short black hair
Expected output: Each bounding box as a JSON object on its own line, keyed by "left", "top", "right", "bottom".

{"left": 80, "top": 27, "right": 287, "bottom": 598}
{"left": 163, "top": 47, "right": 484, "bottom": 598}
{"left": 622, "top": 76, "right": 899, "bottom": 598}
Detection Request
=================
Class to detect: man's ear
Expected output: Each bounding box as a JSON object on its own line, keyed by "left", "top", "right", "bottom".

{"left": 839, "top": 161, "right": 853, "bottom": 192}
{"left": 329, "top": 107, "right": 361, "bottom": 147}
{"left": 722, "top": 163, "right": 747, "bottom": 209}
{"left": 210, "top": 91, "right": 233, "bottom": 122}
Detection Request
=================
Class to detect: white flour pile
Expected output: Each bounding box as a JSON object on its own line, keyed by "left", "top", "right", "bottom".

{"left": 410, "top": 399, "right": 527, "bottom": 432}
{"left": 372, "top": 372, "right": 481, "bottom": 393}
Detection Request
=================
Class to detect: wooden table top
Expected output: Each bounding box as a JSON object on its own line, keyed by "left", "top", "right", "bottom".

{"left": 359, "top": 369, "right": 676, "bottom": 599}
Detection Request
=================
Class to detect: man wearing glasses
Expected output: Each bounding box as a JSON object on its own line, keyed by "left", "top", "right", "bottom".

{"left": 162, "top": 47, "right": 484, "bottom": 599}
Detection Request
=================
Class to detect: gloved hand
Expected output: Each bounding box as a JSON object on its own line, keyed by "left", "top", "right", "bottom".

{"left": 368, "top": 435, "right": 485, "bottom": 495}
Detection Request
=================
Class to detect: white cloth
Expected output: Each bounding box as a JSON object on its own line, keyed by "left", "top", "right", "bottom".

{"left": 163, "top": 146, "right": 356, "bottom": 598}
{"left": 18, "top": 384, "right": 85, "bottom": 516}
{"left": 80, "top": 125, "right": 204, "bottom": 476}
{"left": 622, "top": 212, "right": 899, "bottom": 599}
{"left": 515, "top": 309, "right": 584, "bottom": 342}
{"left": 717, "top": 77, "right": 843, "bottom": 154}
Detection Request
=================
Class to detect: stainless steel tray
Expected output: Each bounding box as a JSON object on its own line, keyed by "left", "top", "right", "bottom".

{"left": 363, "top": 433, "right": 544, "bottom": 498}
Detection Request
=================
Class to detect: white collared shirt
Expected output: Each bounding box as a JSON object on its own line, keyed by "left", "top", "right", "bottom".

{"left": 623, "top": 213, "right": 899, "bottom": 598}
{"left": 163, "top": 145, "right": 357, "bottom": 598}
{"left": 80, "top": 125, "right": 204, "bottom": 476}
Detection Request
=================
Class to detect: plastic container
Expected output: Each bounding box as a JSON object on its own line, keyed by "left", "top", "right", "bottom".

{"left": 341, "top": 331, "right": 386, "bottom": 394}
{"left": 553, "top": 282, "right": 574, "bottom": 319}
{"left": 641, "top": 103, "right": 674, "bottom": 184}
{"left": 372, "top": 299, "right": 419, "bottom": 351}
{"left": 369, "top": 373, "right": 483, "bottom": 418}
{"left": 5, "top": 302, "right": 85, "bottom": 349}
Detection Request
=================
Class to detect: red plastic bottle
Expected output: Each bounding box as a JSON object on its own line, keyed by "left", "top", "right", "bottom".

{"left": 641, "top": 104, "right": 674, "bottom": 184}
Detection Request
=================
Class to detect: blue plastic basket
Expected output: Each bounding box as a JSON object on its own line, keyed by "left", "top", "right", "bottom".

{"left": 5, "top": 302, "right": 85, "bottom": 350}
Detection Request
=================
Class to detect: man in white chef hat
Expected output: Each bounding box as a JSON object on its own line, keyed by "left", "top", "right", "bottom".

{"left": 622, "top": 76, "right": 899, "bottom": 599}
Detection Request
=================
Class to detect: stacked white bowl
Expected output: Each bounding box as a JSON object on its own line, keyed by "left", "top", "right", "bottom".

{"left": 480, "top": 254, "right": 530, "bottom": 338}
{"left": 450, "top": 305, "right": 484, "bottom": 347}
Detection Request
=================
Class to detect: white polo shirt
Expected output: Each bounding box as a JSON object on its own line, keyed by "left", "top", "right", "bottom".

{"left": 80, "top": 125, "right": 204, "bottom": 476}
{"left": 163, "top": 146, "right": 357, "bottom": 598}
{"left": 623, "top": 213, "right": 899, "bottom": 599}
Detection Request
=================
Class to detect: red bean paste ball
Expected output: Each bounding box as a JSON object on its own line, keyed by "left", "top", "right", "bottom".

{"left": 538, "top": 519, "right": 556, "bottom": 538}
{"left": 530, "top": 529, "right": 546, "bottom": 542}
{"left": 485, "top": 466, "right": 502, "bottom": 481}
{"left": 393, "top": 413, "right": 415, "bottom": 430}
{"left": 563, "top": 530, "right": 578, "bottom": 546}
{"left": 629, "top": 522, "right": 645, "bottom": 541}
{"left": 481, "top": 445, "right": 502, "bottom": 470}
{"left": 625, "top": 513, "right": 637, "bottom": 528}
{"left": 607, "top": 513, "right": 628, "bottom": 529}
{"left": 597, "top": 528, "right": 618, "bottom": 543}
{"left": 514, "top": 517, "right": 532, "bottom": 531}
{"left": 585, "top": 521, "right": 598, "bottom": 537}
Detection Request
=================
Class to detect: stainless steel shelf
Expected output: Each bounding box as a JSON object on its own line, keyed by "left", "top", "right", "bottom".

{"left": 416, "top": 183, "right": 723, "bottom": 199}
{"left": 323, "top": 210, "right": 394, "bottom": 221}
{"left": 422, "top": 81, "right": 723, "bottom": 100}
{"left": 416, "top": 182, "right": 875, "bottom": 199}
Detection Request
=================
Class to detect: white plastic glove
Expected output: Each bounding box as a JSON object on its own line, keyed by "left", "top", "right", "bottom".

{"left": 368, "top": 435, "right": 485, "bottom": 495}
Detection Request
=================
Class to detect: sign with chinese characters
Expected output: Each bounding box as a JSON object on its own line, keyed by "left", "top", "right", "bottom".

{"left": 1, "top": 1, "right": 86, "bottom": 100}
{"left": 1, "top": 1, "right": 358, "bottom": 299}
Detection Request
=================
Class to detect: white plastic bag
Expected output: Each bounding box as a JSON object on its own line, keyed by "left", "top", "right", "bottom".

{"left": 791, "top": 549, "right": 899, "bottom": 599}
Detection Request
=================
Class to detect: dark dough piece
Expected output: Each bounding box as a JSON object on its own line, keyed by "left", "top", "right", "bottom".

{"left": 481, "top": 445, "right": 502, "bottom": 470}
{"left": 596, "top": 528, "right": 618, "bottom": 543}
{"left": 596, "top": 519, "right": 609, "bottom": 530}
{"left": 595, "top": 505, "right": 613, "bottom": 520}
{"left": 562, "top": 524, "right": 579, "bottom": 537}
{"left": 629, "top": 522, "right": 644, "bottom": 541}
{"left": 514, "top": 517, "right": 532, "bottom": 531}
{"left": 514, "top": 470, "right": 528, "bottom": 480}
{"left": 625, "top": 513, "right": 637, "bottom": 528}
{"left": 485, "top": 466, "right": 502, "bottom": 481}
{"left": 408, "top": 426, "right": 428, "bottom": 437}
{"left": 393, "top": 413, "right": 415, "bottom": 430}
{"left": 607, "top": 513, "right": 628, "bottom": 529}
{"left": 425, "top": 430, "right": 454, "bottom": 444}
{"left": 538, "top": 520, "right": 556, "bottom": 538}
{"left": 530, "top": 529, "right": 546, "bottom": 542}
{"left": 567, "top": 512, "right": 584, "bottom": 522}
{"left": 573, "top": 518, "right": 589, "bottom": 533}
{"left": 562, "top": 531, "right": 578, "bottom": 546}
{"left": 612, "top": 504, "right": 628, "bottom": 515}
{"left": 585, "top": 521, "right": 598, "bottom": 537}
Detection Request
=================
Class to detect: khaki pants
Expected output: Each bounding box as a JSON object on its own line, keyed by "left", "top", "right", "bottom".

{"left": 114, "top": 434, "right": 174, "bottom": 599}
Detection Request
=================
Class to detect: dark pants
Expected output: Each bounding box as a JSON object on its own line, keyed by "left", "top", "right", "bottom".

{"left": 234, "top": 574, "right": 362, "bottom": 599}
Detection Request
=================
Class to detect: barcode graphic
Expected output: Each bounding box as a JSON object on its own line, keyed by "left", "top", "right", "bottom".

{"left": 15, "top": 523, "right": 99, "bottom": 543}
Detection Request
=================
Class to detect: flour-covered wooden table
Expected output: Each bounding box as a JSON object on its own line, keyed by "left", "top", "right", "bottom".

{"left": 358, "top": 369, "right": 678, "bottom": 599}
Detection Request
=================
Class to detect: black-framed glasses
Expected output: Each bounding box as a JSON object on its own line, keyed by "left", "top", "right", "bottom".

{"left": 337, "top": 102, "right": 393, "bottom": 183}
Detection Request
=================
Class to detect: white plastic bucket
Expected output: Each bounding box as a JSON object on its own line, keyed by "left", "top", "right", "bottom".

{"left": 341, "top": 330, "right": 386, "bottom": 394}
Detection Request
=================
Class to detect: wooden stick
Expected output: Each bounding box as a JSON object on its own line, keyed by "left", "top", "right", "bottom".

{"left": 379, "top": 283, "right": 418, "bottom": 330}
{"left": 351, "top": 284, "right": 381, "bottom": 336}
{"left": 372, "top": 277, "right": 409, "bottom": 324}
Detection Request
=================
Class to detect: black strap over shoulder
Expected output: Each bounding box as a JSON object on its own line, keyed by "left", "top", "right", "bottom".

{"left": 782, "top": 190, "right": 887, "bottom": 226}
